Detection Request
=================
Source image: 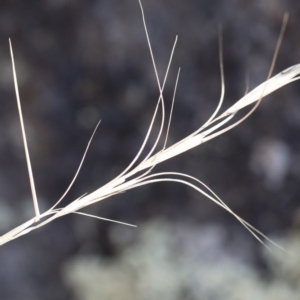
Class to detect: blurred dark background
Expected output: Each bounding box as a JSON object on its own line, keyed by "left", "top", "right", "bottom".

{"left": 0, "top": 0, "right": 300, "bottom": 299}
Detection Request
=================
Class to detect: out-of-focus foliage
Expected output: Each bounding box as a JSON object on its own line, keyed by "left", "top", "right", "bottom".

{"left": 63, "top": 220, "right": 300, "bottom": 300}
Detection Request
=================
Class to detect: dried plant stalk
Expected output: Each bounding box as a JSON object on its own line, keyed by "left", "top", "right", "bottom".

{"left": 0, "top": 2, "right": 299, "bottom": 248}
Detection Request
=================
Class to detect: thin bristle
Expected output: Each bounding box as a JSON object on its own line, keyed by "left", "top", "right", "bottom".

{"left": 9, "top": 38, "right": 40, "bottom": 222}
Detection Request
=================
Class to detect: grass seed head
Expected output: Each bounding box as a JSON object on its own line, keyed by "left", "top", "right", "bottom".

{"left": 0, "top": 4, "right": 299, "bottom": 249}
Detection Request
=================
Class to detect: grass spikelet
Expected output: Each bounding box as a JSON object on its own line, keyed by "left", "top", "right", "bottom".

{"left": 0, "top": 3, "right": 299, "bottom": 248}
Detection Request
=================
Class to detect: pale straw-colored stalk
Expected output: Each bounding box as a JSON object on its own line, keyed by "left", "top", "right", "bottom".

{"left": 0, "top": 2, "right": 299, "bottom": 249}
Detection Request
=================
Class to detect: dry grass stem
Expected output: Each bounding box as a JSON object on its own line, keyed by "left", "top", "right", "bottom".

{"left": 0, "top": 2, "right": 299, "bottom": 248}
